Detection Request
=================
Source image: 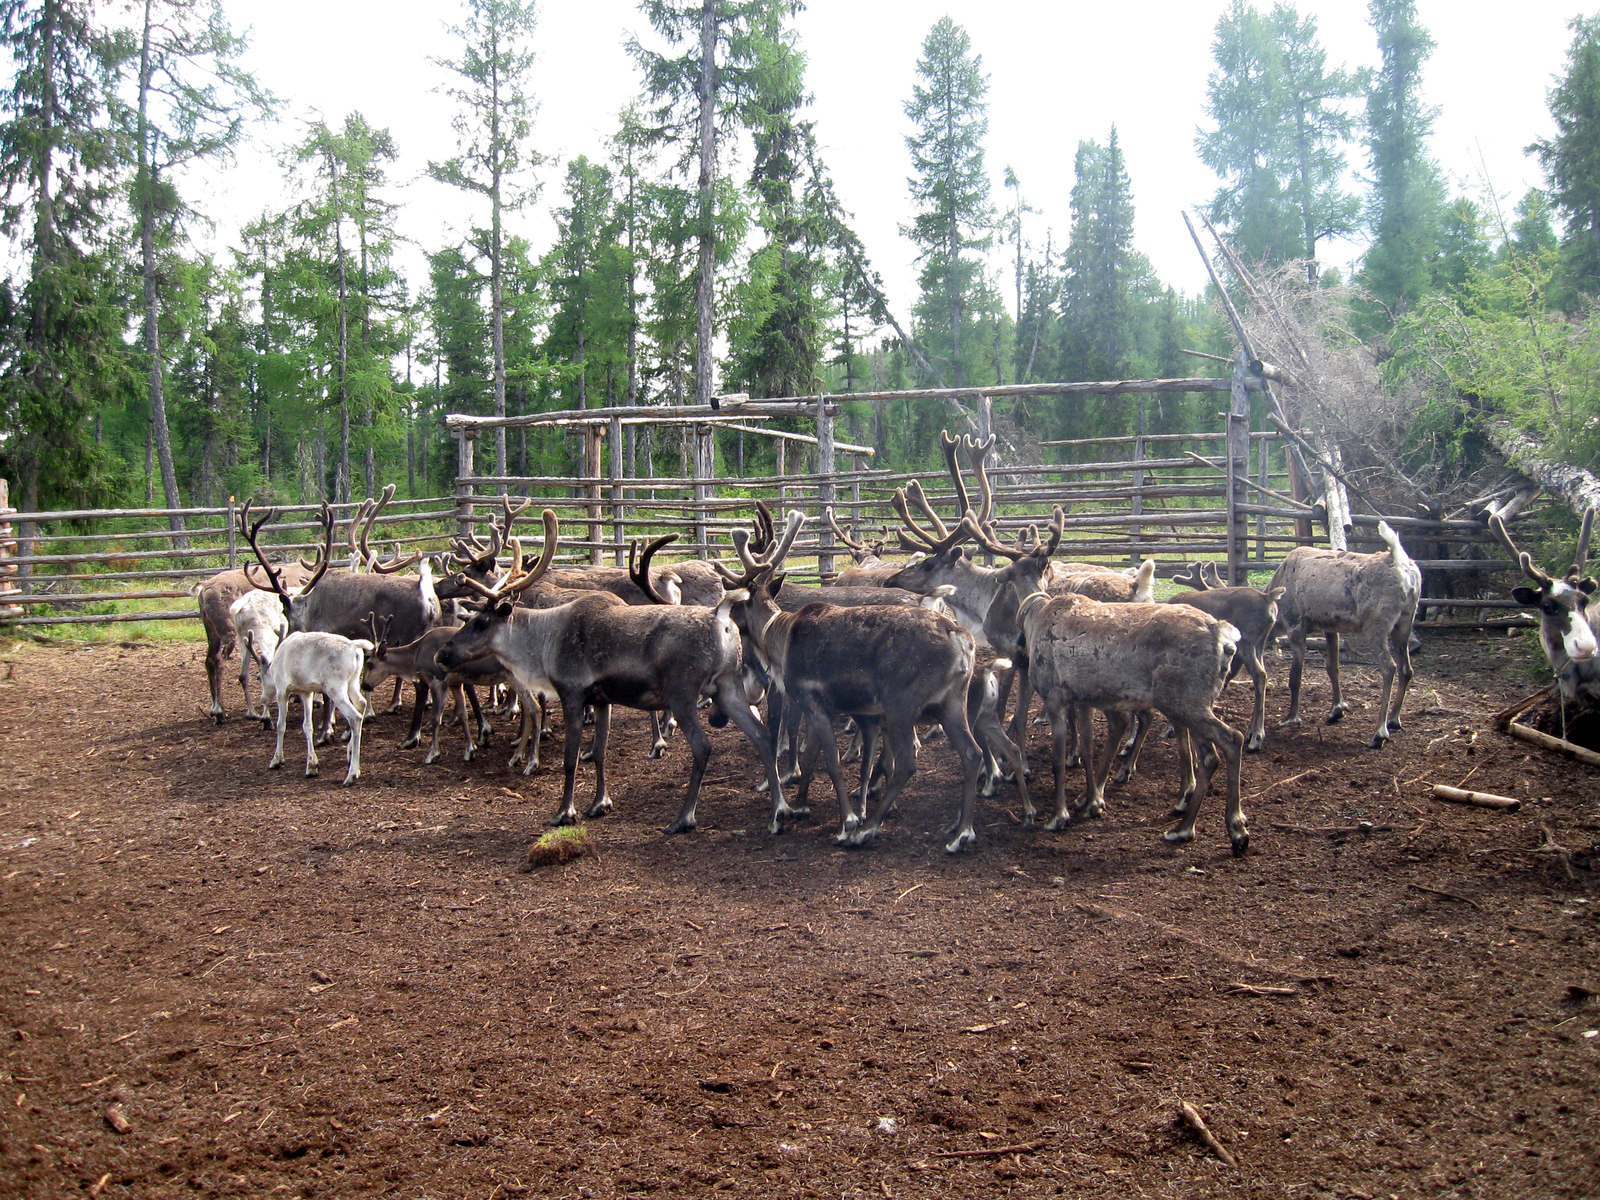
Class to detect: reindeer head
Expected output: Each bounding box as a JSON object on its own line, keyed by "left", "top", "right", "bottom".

{"left": 1491, "top": 510, "right": 1599, "bottom": 683}
{"left": 435, "top": 509, "right": 560, "bottom": 672}
{"left": 242, "top": 499, "right": 335, "bottom": 631}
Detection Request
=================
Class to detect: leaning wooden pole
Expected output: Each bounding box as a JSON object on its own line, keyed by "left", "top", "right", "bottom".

{"left": 1227, "top": 351, "right": 1251, "bottom": 584}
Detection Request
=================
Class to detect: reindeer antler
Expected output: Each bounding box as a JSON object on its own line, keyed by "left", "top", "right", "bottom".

{"left": 453, "top": 509, "right": 559, "bottom": 602}
{"left": 715, "top": 510, "right": 806, "bottom": 588}
{"left": 1573, "top": 508, "right": 1594, "bottom": 578}
{"left": 1489, "top": 513, "right": 1555, "bottom": 588}
{"left": 824, "top": 506, "right": 867, "bottom": 553}
{"left": 629, "top": 534, "right": 680, "bottom": 605}
{"left": 347, "top": 498, "right": 376, "bottom": 570}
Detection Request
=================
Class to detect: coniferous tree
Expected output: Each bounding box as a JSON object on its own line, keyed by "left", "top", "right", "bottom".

{"left": 129, "top": 0, "right": 273, "bottom": 530}
{"left": 428, "top": 0, "right": 542, "bottom": 481}
{"left": 1531, "top": 15, "right": 1600, "bottom": 300}
{"left": 633, "top": 0, "right": 800, "bottom": 407}
{"left": 1060, "top": 128, "right": 1149, "bottom": 384}
{"left": 1362, "top": 0, "right": 1445, "bottom": 322}
{"left": 0, "top": 0, "right": 134, "bottom": 520}
{"left": 903, "top": 16, "right": 994, "bottom": 389}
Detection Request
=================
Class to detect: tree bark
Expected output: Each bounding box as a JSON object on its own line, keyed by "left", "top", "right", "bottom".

{"left": 138, "top": 0, "right": 186, "bottom": 538}
{"left": 694, "top": 0, "right": 717, "bottom": 406}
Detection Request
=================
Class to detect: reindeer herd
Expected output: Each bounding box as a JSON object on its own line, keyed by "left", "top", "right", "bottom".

{"left": 188, "top": 434, "right": 1600, "bottom": 859}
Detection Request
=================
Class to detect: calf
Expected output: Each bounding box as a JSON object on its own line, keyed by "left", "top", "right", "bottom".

{"left": 260, "top": 631, "right": 373, "bottom": 785}
{"left": 229, "top": 589, "right": 292, "bottom": 720}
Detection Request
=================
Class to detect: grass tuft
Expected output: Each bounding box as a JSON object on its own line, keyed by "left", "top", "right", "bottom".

{"left": 525, "top": 825, "right": 594, "bottom": 869}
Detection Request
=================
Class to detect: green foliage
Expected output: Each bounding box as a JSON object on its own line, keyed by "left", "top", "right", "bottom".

{"left": 1531, "top": 15, "right": 1600, "bottom": 302}
{"left": 1361, "top": 0, "right": 1446, "bottom": 324}
{"left": 903, "top": 16, "right": 996, "bottom": 389}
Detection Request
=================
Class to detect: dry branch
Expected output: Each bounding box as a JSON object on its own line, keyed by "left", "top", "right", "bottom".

{"left": 1432, "top": 785, "right": 1521, "bottom": 811}
{"left": 933, "top": 1139, "right": 1047, "bottom": 1159}
{"left": 1491, "top": 684, "right": 1557, "bottom": 727}
{"left": 1178, "top": 1101, "right": 1238, "bottom": 1167}
{"left": 1507, "top": 721, "right": 1600, "bottom": 767}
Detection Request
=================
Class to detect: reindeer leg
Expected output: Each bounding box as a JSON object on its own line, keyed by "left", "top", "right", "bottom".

{"left": 302, "top": 691, "right": 320, "bottom": 778}
{"left": 269, "top": 695, "right": 289, "bottom": 770}
{"left": 238, "top": 646, "right": 256, "bottom": 720}
{"left": 551, "top": 693, "right": 586, "bottom": 826}
{"left": 848, "top": 715, "right": 917, "bottom": 848}
{"left": 854, "top": 716, "right": 882, "bottom": 820}
{"left": 1113, "top": 709, "right": 1155, "bottom": 786}
{"left": 714, "top": 680, "right": 794, "bottom": 834}
{"left": 1245, "top": 647, "right": 1268, "bottom": 752}
{"left": 1280, "top": 626, "right": 1307, "bottom": 728}
{"left": 938, "top": 695, "right": 985, "bottom": 854}
{"left": 457, "top": 685, "right": 479, "bottom": 762}
{"left": 1044, "top": 698, "right": 1074, "bottom": 832}
{"left": 1386, "top": 613, "right": 1417, "bottom": 735}
{"left": 1165, "top": 712, "right": 1246, "bottom": 854}
{"left": 468, "top": 684, "right": 492, "bottom": 746}
{"left": 207, "top": 631, "right": 229, "bottom": 723}
{"left": 1324, "top": 631, "right": 1348, "bottom": 724}
{"left": 664, "top": 695, "right": 709, "bottom": 834}
{"left": 400, "top": 678, "right": 427, "bottom": 750}
{"left": 425, "top": 679, "right": 447, "bottom": 765}
{"left": 1070, "top": 704, "right": 1105, "bottom": 821}
{"left": 586, "top": 703, "right": 614, "bottom": 819}
{"left": 385, "top": 676, "right": 403, "bottom": 715}
{"left": 648, "top": 710, "right": 668, "bottom": 759}
{"left": 335, "top": 684, "right": 364, "bottom": 786}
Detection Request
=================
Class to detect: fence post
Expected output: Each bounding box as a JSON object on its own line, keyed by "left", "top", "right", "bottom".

{"left": 816, "top": 394, "right": 835, "bottom": 580}
{"left": 1226, "top": 351, "right": 1251, "bottom": 584}
{"left": 1255, "top": 435, "right": 1269, "bottom": 562}
{"left": 1130, "top": 399, "right": 1145, "bottom": 565}
{"left": 585, "top": 423, "right": 603, "bottom": 565}
{"left": 775, "top": 438, "right": 786, "bottom": 504}
{"left": 227, "top": 496, "right": 238, "bottom": 570}
{"left": 455, "top": 429, "right": 477, "bottom": 543}
{"left": 610, "top": 414, "right": 624, "bottom": 567}
{"left": 850, "top": 454, "right": 863, "bottom": 534}
{"left": 692, "top": 423, "right": 713, "bottom": 555}
{"left": 0, "top": 480, "right": 19, "bottom": 621}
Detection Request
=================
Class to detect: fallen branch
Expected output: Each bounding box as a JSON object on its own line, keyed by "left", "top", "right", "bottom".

{"left": 1178, "top": 1101, "right": 1238, "bottom": 1167}
{"left": 1407, "top": 883, "right": 1484, "bottom": 912}
{"left": 1491, "top": 683, "right": 1556, "bottom": 728}
{"left": 933, "top": 1139, "right": 1047, "bottom": 1160}
{"left": 1508, "top": 721, "right": 1600, "bottom": 767}
{"left": 1224, "top": 982, "right": 1298, "bottom": 997}
{"left": 1432, "top": 785, "right": 1521, "bottom": 811}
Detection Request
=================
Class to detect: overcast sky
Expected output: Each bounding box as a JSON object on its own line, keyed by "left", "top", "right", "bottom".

{"left": 190, "top": 0, "right": 1583, "bottom": 329}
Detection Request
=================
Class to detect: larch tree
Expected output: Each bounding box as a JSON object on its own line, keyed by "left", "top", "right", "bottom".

{"left": 0, "top": 0, "right": 133, "bottom": 523}
{"left": 1531, "top": 15, "right": 1600, "bottom": 300}
{"left": 428, "top": 0, "right": 542, "bottom": 482}
{"left": 633, "top": 0, "right": 801, "bottom": 408}
{"left": 1060, "top": 128, "right": 1147, "bottom": 384}
{"left": 129, "top": 0, "right": 272, "bottom": 533}
{"left": 1270, "top": 2, "right": 1364, "bottom": 284}
{"left": 903, "top": 15, "right": 993, "bottom": 390}
{"left": 1362, "top": 0, "right": 1444, "bottom": 323}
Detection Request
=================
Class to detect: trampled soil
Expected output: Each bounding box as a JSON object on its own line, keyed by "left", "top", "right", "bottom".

{"left": 2, "top": 632, "right": 1598, "bottom": 1199}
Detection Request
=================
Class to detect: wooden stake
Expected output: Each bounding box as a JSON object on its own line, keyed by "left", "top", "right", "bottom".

{"left": 1507, "top": 721, "right": 1600, "bottom": 767}
{"left": 1491, "top": 683, "right": 1556, "bottom": 728}
{"left": 1432, "top": 784, "right": 1521, "bottom": 811}
{"left": 1178, "top": 1101, "right": 1237, "bottom": 1167}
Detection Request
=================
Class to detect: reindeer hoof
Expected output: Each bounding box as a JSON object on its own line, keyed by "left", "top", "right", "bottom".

{"left": 1367, "top": 732, "right": 1389, "bottom": 750}
{"left": 1111, "top": 767, "right": 1133, "bottom": 787}
{"left": 1230, "top": 830, "right": 1250, "bottom": 857}
{"left": 647, "top": 745, "right": 665, "bottom": 760}
{"left": 578, "top": 748, "right": 595, "bottom": 764}
{"left": 1277, "top": 717, "right": 1303, "bottom": 729}
{"left": 1044, "top": 814, "right": 1070, "bottom": 833}
{"left": 342, "top": 774, "right": 359, "bottom": 787}
{"left": 305, "top": 767, "right": 318, "bottom": 778}
{"left": 549, "top": 810, "right": 578, "bottom": 828}
{"left": 944, "top": 827, "right": 976, "bottom": 854}
{"left": 665, "top": 815, "right": 696, "bottom": 835}
{"left": 1326, "top": 705, "right": 1347, "bottom": 725}
{"left": 1245, "top": 733, "right": 1264, "bottom": 752}
{"left": 1162, "top": 827, "right": 1195, "bottom": 845}
{"left": 586, "top": 796, "right": 613, "bottom": 819}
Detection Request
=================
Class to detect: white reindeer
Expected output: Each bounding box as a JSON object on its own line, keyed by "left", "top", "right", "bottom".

{"left": 260, "top": 631, "right": 373, "bottom": 785}
{"left": 229, "top": 589, "right": 291, "bottom": 719}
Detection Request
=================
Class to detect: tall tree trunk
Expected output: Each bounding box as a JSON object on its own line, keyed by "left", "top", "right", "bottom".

{"left": 138, "top": 0, "right": 185, "bottom": 537}
{"left": 694, "top": 0, "right": 717, "bottom": 407}
{"left": 334, "top": 164, "right": 350, "bottom": 504}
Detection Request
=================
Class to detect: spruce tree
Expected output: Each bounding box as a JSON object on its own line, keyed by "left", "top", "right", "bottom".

{"left": 1531, "top": 15, "right": 1600, "bottom": 299}
{"left": 1362, "top": 0, "right": 1444, "bottom": 322}
{"left": 903, "top": 16, "right": 994, "bottom": 389}
{"left": 428, "top": 0, "right": 542, "bottom": 482}
{"left": 0, "top": 0, "right": 134, "bottom": 518}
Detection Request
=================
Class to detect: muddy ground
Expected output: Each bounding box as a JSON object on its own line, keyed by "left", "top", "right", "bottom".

{"left": 1, "top": 632, "right": 1597, "bottom": 1199}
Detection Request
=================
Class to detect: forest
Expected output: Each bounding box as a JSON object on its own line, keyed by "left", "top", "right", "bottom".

{"left": 1, "top": 0, "right": 1599, "bottom": 523}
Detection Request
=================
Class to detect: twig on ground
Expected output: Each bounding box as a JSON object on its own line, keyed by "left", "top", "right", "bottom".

{"left": 1407, "top": 883, "right": 1483, "bottom": 912}
{"left": 1178, "top": 1101, "right": 1238, "bottom": 1167}
{"left": 933, "top": 1139, "right": 1047, "bottom": 1159}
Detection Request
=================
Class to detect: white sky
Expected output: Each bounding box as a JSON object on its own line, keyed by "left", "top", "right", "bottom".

{"left": 191, "top": 0, "right": 1582, "bottom": 331}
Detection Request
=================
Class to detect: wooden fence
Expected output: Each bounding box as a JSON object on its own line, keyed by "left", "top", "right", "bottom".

{"left": 0, "top": 377, "right": 1555, "bottom": 633}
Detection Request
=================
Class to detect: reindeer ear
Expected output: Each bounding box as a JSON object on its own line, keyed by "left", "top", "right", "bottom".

{"left": 1511, "top": 586, "right": 1539, "bottom": 606}
{"left": 771, "top": 572, "right": 787, "bottom": 592}
{"left": 1580, "top": 577, "right": 1598, "bottom": 595}
{"left": 494, "top": 598, "right": 516, "bottom": 618}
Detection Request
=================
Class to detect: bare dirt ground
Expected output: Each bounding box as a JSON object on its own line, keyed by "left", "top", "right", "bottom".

{"left": 1, "top": 632, "right": 1598, "bottom": 1199}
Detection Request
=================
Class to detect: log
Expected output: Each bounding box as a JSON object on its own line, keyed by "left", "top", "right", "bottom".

{"left": 1507, "top": 721, "right": 1600, "bottom": 767}
{"left": 1491, "top": 683, "right": 1557, "bottom": 728}
{"left": 1432, "top": 784, "right": 1521, "bottom": 810}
